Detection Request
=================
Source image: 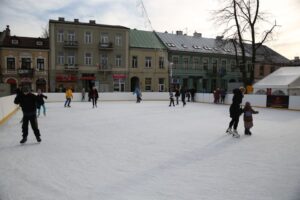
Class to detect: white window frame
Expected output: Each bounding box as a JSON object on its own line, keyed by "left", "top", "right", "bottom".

{"left": 36, "top": 58, "right": 45, "bottom": 71}
{"left": 84, "top": 53, "right": 92, "bottom": 65}
{"left": 84, "top": 32, "right": 92, "bottom": 44}
{"left": 115, "top": 55, "right": 122, "bottom": 67}
{"left": 132, "top": 56, "right": 138, "bottom": 68}
{"left": 68, "top": 55, "right": 75, "bottom": 66}
{"left": 101, "top": 33, "right": 109, "bottom": 43}
{"left": 115, "top": 35, "right": 122, "bottom": 46}
{"left": 68, "top": 31, "right": 75, "bottom": 41}
{"left": 159, "top": 57, "right": 164, "bottom": 69}
{"left": 145, "top": 56, "right": 152, "bottom": 68}
{"left": 58, "top": 52, "right": 64, "bottom": 65}
{"left": 57, "top": 31, "right": 64, "bottom": 43}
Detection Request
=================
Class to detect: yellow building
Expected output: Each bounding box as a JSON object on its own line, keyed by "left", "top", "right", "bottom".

{"left": 0, "top": 26, "right": 49, "bottom": 93}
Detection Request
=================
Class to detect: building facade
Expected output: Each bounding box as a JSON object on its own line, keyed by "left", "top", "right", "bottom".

{"left": 155, "top": 31, "right": 252, "bottom": 93}
{"left": 129, "top": 30, "right": 169, "bottom": 92}
{"left": 49, "top": 18, "right": 130, "bottom": 92}
{"left": 0, "top": 25, "right": 49, "bottom": 93}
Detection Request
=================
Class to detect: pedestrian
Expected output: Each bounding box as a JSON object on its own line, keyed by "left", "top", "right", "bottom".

{"left": 180, "top": 87, "right": 187, "bottom": 107}
{"left": 90, "top": 86, "right": 99, "bottom": 108}
{"left": 175, "top": 87, "right": 180, "bottom": 105}
{"left": 81, "top": 88, "right": 86, "bottom": 101}
{"left": 133, "top": 87, "right": 142, "bottom": 103}
{"left": 190, "top": 88, "right": 196, "bottom": 102}
{"left": 226, "top": 87, "right": 245, "bottom": 138}
{"left": 186, "top": 90, "right": 191, "bottom": 102}
{"left": 169, "top": 91, "right": 175, "bottom": 107}
{"left": 36, "top": 89, "right": 47, "bottom": 117}
{"left": 64, "top": 87, "right": 73, "bottom": 107}
{"left": 14, "top": 86, "right": 41, "bottom": 144}
{"left": 220, "top": 89, "right": 226, "bottom": 104}
{"left": 242, "top": 102, "right": 259, "bottom": 135}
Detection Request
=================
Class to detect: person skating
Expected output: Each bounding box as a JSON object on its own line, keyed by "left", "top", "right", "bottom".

{"left": 226, "top": 87, "right": 245, "bottom": 138}
{"left": 90, "top": 86, "right": 99, "bottom": 108}
{"left": 64, "top": 87, "right": 73, "bottom": 107}
{"left": 169, "top": 91, "right": 175, "bottom": 107}
{"left": 81, "top": 88, "right": 86, "bottom": 101}
{"left": 36, "top": 89, "right": 47, "bottom": 117}
{"left": 133, "top": 87, "right": 142, "bottom": 103}
{"left": 242, "top": 102, "right": 259, "bottom": 135}
{"left": 14, "top": 86, "right": 41, "bottom": 144}
{"left": 175, "top": 87, "right": 180, "bottom": 105}
{"left": 180, "top": 87, "right": 187, "bottom": 107}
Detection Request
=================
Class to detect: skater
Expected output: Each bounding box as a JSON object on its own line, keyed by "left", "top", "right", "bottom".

{"left": 220, "top": 89, "right": 226, "bottom": 104}
{"left": 243, "top": 102, "right": 259, "bottom": 135}
{"left": 36, "top": 89, "right": 47, "bottom": 117}
{"left": 169, "top": 91, "right": 175, "bottom": 107}
{"left": 14, "top": 86, "right": 41, "bottom": 144}
{"left": 226, "top": 87, "right": 245, "bottom": 138}
{"left": 175, "top": 87, "right": 180, "bottom": 105}
{"left": 90, "top": 87, "right": 99, "bottom": 108}
{"left": 133, "top": 87, "right": 142, "bottom": 103}
{"left": 180, "top": 87, "right": 187, "bottom": 107}
{"left": 190, "top": 88, "right": 196, "bottom": 102}
{"left": 64, "top": 87, "right": 73, "bottom": 107}
{"left": 186, "top": 90, "right": 191, "bottom": 102}
{"left": 81, "top": 88, "right": 86, "bottom": 101}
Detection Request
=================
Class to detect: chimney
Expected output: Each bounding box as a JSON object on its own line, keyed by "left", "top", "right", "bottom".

{"left": 58, "top": 17, "right": 65, "bottom": 22}
{"left": 193, "top": 32, "right": 202, "bottom": 38}
{"left": 176, "top": 30, "right": 183, "bottom": 35}
{"left": 5, "top": 25, "right": 10, "bottom": 36}
{"left": 294, "top": 56, "right": 300, "bottom": 62}
{"left": 216, "top": 35, "right": 224, "bottom": 40}
{"left": 74, "top": 19, "right": 79, "bottom": 23}
{"left": 89, "top": 20, "right": 96, "bottom": 24}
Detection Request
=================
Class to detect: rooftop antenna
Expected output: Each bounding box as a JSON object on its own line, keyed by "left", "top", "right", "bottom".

{"left": 136, "top": 0, "right": 154, "bottom": 31}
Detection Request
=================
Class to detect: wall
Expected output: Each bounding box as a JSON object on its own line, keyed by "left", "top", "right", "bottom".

{"left": 1, "top": 93, "right": 300, "bottom": 124}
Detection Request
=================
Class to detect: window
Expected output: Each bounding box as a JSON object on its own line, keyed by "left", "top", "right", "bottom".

{"left": 84, "top": 53, "right": 92, "bottom": 65}
{"left": 11, "top": 39, "right": 19, "bottom": 45}
{"left": 36, "top": 41, "right": 43, "bottom": 46}
{"left": 212, "top": 59, "right": 218, "bottom": 73}
{"left": 84, "top": 32, "right": 92, "bottom": 44}
{"left": 7, "top": 57, "right": 15, "bottom": 70}
{"left": 58, "top": 52, "right": 64, "bottom": 65}
{"left": 37, "top": 59, "right": 44, "bottom": 71}
{"left": 67, "top": 53, "right": 75, "bottom": 66}
{"left": 158, "top": 78, "right": 165, "bottom": 92}
{"left": 21, "top": 58, "right": 31, "bottom": 69}
{"left": 145, "top": 57, "right": 152, "bottom": 68}
{"left": 183, "top": 57, "right": 189, "bottom": 69}
{"left": 194, "top": 58, "right": 200, "bottom": 69}
{"left": 231, "top": 60, "right": 236, "bottom": 72}
{"left": 159, "top": 57, "right": 164, "bottom": 69}
{"left": 115, "top": 55, "right": 122, "bottom": 67}
{"left": 172, "top": 56, "right": 179, "bottom": 68}
{"left": 115, "top": 35, "right": 122, "bottom": 46}
{"left": 113, "top": 79, "right": 125, "bottom": 92}
{"left": 68, "top": 31, "right": 75, "bottom": 41}
{"left": 101, "top": 33, "right": 109, "bottom": 43}
{"left": 145, "top": 78, "right": 152, "bottom": 91}
{"left": 100, "top": 54, "right": 108, "bottom": 69}
{"left": 203, "top": 58, "right": 208, "bottom": 70}
{"left": 132, "top": 56, "right": 138, "bottom": 68}
{"left": 57, "top": 31, "right": 64, "bottom": 42}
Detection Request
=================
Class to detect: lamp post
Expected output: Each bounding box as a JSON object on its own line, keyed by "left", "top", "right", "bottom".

{"left": 169, "top": 62, "right": 173, "bottom": 92}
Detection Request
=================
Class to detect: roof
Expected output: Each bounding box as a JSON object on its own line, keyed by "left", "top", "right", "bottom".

{"left": 245, "top": 44, "right": 290, "bottom": 64}
{"left": 253, "top": 67, "right": 300, "bottom": 89}
{"left": 0, "top": 35, "right": 49, "bottom": 49}
{"left": 155, "top": 32, "right": 251, "bottom": 57}
{"left": 130, "top": 29, "right": 165, "bottom": 49}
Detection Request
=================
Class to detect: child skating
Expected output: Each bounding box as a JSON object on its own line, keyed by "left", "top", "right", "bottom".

{"left": 242, "top": 102, "right": 259, "bottom": 135}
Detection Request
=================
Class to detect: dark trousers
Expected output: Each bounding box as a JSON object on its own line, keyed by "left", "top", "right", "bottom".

{"left": 169, "top": 98, "right": 175, "bottom": 106}
{"left": 175, "top": 96, "right": 179, "bottom": 104}
{"left": 229, "top": 116, "right": 240, "bottom": 130}
{"left": 22, "top": 115, "right": 40, "bottom": 139}
{"left": 64, "top": 98, "right": 71, "bottom": 107}
{"left": 181, "top": 96, "right": 186, "bottom": 106}
{"left": 92, "top": 98, "right": 97, "bottom": 107}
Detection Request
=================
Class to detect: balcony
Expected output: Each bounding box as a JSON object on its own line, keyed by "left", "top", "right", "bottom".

{"left": 63, "top": 41, "right": 79, "bottom": 48}
{"left": 17, "top": 68, "right": 34, "bottom": 76}
{"left": 64, "top": 64, "right": 79, "bottom": 71}
{"left": 98, "top": 42, "right": 113, "bottom": 50}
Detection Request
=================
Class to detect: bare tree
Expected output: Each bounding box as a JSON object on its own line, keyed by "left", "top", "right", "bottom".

{"left": 213, "top": 0, "right": 277, "bottom": 86}
{"left": 41, "top": 24, "right": 49, "bottom": 38}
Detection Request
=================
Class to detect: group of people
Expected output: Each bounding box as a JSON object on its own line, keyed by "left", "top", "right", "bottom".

{"left": 213, "top": 88, "right": 227, "bottom": 104}
{"left": 65, "top": 87, "right": 99, "bottom": 108}
{"left": 226, "top": 87, "right": 259, "bottom": 138}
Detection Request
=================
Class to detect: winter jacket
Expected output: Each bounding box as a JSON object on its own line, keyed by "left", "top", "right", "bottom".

{"left": 243, "top": 106, "right": 258, "bottom": 122}
{"left": 37, "top": 94, "right": 47, "bottom": 106}
{"left": 90, "top": 89, "right": 99, "bottom": 99}
{"left": 65, "top": 89, "right": 73, "bottom": 98}
{"left": 14, "top": 92, "right": 38, "bottom": 116}
{"left": 229, "top": 103, "right": 243, "bottom": 118}
{"left": 232, "top": 88, "right": 243, "bottom": 105}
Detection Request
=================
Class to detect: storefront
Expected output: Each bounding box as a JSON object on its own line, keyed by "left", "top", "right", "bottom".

{"left": 113, "top": 74, "right": 126, "bottom": 92}
{"left": 55, "top": 75, "right": 77, "bottom": 92}
{"left": 6, "top": 78, "right": 17, "bottom": 94}
{"left": 36, "top": 78, "right": 47, "bottom": 92}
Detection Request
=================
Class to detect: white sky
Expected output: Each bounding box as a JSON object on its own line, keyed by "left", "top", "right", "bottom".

{"left": 0, "top": 0, "right": 299, "bottom": 59}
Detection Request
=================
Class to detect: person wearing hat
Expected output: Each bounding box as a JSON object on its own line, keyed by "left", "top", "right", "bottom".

{"left": 14, "top": 86, "right": 41, "bottom": 144}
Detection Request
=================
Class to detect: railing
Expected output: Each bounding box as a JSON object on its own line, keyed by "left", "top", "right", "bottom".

{"left": 98, "top": 42, "right": 113, "bottom": 50}
{"left": 64, "top": 64, "right": 79, "bottom": 71}
{"left": 17, "top": 68, "right": 34, "bottom": 76}
{"left": 63, "top": 41, "right": 79, "bottom": 48}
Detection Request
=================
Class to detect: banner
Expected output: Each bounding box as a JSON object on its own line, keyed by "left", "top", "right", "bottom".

{"left": 266, "top": 95, "right": 289, "bottom": 108}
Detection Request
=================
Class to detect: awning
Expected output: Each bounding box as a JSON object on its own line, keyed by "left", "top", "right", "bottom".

{"left": 80, "top": 76, "right": 96, "bottom": 80}
{"left": 6, "top": 78, "right": 17, "bottom": 84}
{"left": 113, "top": 74, "right": 126, "bottom": 79}
{"left": 56, "top": 75, "right": 77, "bottom": 82}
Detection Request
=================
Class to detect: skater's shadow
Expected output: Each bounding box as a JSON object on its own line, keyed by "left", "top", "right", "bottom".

{"left": 0, "top": 142, "right": 40, "bottom": 152}
{"left": 97, "top": 134, "right": 246, "bottom": 198}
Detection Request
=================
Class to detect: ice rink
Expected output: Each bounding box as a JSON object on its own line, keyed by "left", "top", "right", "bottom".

{"left": 0, "top": 101, "right": 300, "bottom": 200}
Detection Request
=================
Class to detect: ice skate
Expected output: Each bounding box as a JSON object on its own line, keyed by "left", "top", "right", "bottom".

{"left": 226, "top": 128, "right": 232, "bottom": 134}
{"left": 20, "top": 138, "right": 27, "bottom": 144}
{"left": 232, "top": 130, "right": 240, "bottom": 138}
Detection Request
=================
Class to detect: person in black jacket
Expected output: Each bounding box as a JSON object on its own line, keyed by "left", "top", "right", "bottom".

{"left": 226, "top": 87, "right": 245, "bottom": 138}
{"left": 14, "top": 86, "right": 41, "bottom": 144}
{"left": 36, "top": 89, "right": 47, "bottom": 117}
{"left": 90, "top": 86, "right": 99, "bottom": 108}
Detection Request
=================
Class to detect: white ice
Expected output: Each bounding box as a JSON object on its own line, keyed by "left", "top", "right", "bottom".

{"left": 0, "top": 101, "right": 300, "bottom": 200}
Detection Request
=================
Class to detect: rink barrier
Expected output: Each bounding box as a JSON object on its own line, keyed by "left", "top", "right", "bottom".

{"left": 1, "top": 93, "right": 300, "bottom": 124}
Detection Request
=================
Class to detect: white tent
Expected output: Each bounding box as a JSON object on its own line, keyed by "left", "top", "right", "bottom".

{"left": 253, "top": 66, "right": 300, "bottom": 96}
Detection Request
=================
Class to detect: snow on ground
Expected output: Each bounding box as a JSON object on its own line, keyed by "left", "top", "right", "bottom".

{"left": 0, "top": 101, "right": 300, "bottom": 200}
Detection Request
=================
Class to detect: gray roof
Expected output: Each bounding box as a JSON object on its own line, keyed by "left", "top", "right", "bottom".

{"left": 155, "top": 32, "right": 251, "bottom": 57}
{"left": 252, "top": 45, "right": 290, "bottom": 64}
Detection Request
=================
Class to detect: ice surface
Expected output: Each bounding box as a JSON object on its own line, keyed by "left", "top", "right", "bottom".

{"left": 0, "top": 101, "right": 300, "bottom": 200}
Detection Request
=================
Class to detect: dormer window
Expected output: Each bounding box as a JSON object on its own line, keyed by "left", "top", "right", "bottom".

{"left": 36, "top": 41, "right": 43, "bottom": 46}
{"left": 166, "top": 43, "right": 176, "bottom": 47}
{"left": 11, "top": 39, "right": 19, "bottom": 45}
{"left": 181, "top": 44, "right": 187, "bottom": 48}
{"left": 192, "top": 45, "right": 201, "bottom": 49}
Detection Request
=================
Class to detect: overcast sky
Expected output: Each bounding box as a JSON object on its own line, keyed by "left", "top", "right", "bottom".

{"left": 0, "top": 0, "right": 299, "bottom": 59}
